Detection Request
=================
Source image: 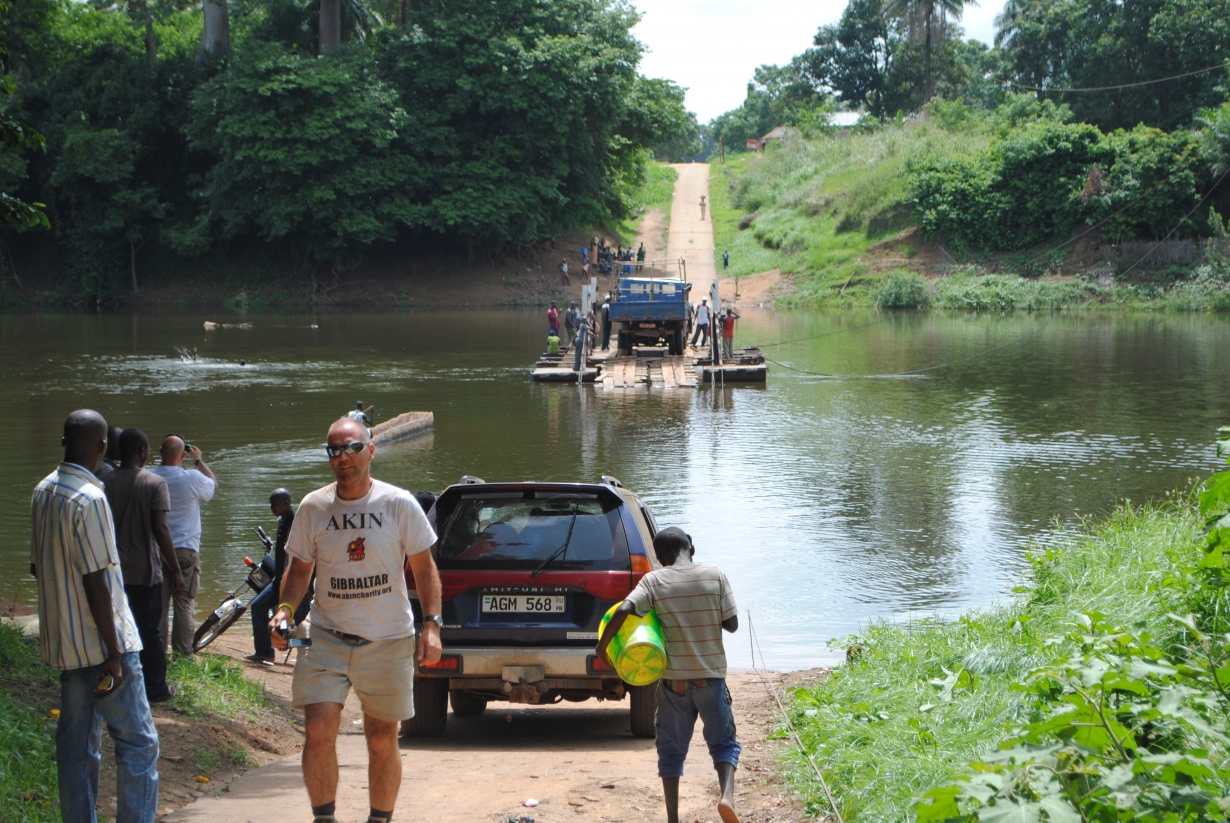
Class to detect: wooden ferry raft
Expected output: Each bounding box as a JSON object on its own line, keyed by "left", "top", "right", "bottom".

{"left": 370, "top": 411, "right": 433, "bottom": 444}
{"left": 531, "top": 342, "right": 765, "bottom": 387}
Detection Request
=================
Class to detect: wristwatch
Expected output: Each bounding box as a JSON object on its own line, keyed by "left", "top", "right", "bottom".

{"left": 422, "top": 614, "right": 444, "bottom": 629}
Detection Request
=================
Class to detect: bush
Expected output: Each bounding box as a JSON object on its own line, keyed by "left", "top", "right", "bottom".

{"left": 876, "top": 270, "right": 930, "bottom": 308}
{"left": 909, "top": 121, "right": 1203, "bottom": 252}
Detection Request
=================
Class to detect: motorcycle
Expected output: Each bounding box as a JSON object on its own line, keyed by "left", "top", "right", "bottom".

{"left": 192, "top": 526, "right": 277, "bottom": 653}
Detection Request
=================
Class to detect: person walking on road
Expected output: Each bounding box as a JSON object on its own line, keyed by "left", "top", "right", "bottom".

{"left": 597, "top": 528, "right": 742, "bottom": 823}
{"left": 102, "top": 428, "right": 185, "bottom": 704}
{"left": 32, "top": 410, "right": 160, "bottom": 823}
{"left": 271, "top": 417, "right": 443, "bottom": 823}
{"left": 721, "top": 307, "right": 740, "bottom": 360}
{"left": 637, "top": 242, "right": 646, "bottom": 271}
{"left": 690, "top": 298, "right": 711, "bottom": 347}
{"left": 150, "top": 434, "right": 217, "bottom": 657}
{"left": 699, "top": 194, "right": 707, "bottom": 221}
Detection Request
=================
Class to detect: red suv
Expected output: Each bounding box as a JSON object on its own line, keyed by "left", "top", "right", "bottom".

{"left": 401, "top": 477, "right": 661, "bottom": 738}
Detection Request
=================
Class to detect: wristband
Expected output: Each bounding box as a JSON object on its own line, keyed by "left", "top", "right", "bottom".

{"left": 277, "top": 602, "right": 295, "bottom": 616}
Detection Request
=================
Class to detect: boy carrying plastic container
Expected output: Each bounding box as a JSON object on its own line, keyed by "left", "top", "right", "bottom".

{"left": 597, "top": 527, "right": 742, "bottom": 823}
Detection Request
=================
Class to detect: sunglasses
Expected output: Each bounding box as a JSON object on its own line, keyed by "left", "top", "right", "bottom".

{"left": 325, "top": 441, "right": 368, "bottom": 458}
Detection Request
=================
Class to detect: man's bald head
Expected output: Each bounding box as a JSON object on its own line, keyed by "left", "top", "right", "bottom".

{"left": 62, "top": 410, "right": 108, "bottom": 472}
{"left": 160, "top": 434, "right": 186, "bottom": 466}
{"left": 329, "top": 417, "right": 370, "bottom": 444}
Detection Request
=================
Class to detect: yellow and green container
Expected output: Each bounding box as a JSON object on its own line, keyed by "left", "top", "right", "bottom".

{"left": 600, "top": 603, "right": 668, "bottom": 686}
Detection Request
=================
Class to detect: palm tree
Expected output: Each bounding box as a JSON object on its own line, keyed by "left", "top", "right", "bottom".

{"left": 883, "top": 0, "right": 978, "bottom": 101}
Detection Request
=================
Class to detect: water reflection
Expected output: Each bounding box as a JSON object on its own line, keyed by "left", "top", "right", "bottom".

{"left": 0, "top": 310, "right": 1227, "bottom": 670}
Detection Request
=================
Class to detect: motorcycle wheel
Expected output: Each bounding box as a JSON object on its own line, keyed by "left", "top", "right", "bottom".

{"left": 193, "top": 599, "right": 247, "bottom": 653}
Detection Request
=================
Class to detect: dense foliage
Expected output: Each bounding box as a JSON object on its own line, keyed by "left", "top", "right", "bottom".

{"left": 909, "top": 117, "right": 1205, "bottom": 252}
{"left": 0, "top": 0, "right": 693, "bottom": 297}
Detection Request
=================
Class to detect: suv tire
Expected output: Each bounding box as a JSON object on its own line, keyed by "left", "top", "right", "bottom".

{"left": 400, "top": 676, "right": 448, "bottom": 738}
{"left": 450, "top": 690, "right": 488, "bottom": 717}
{"left": 629, "top": 684, "right": 657, "bottom": 738}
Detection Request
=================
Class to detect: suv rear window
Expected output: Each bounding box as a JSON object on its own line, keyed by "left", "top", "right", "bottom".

{"left": 435, "top": 493, "right": 631, "bottom": 572}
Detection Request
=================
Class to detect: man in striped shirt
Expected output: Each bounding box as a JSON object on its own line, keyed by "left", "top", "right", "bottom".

{"left": 597, "top": 527, "right": 742, "bottom": 823}
{"left": 31, "top": 409, "right": 160, "bottom": 823}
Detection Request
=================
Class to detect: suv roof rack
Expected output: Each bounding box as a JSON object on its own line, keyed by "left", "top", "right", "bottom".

{"left": 600, "top": 475, "right": 624, "bottom": 488}
{"left": 459, "top": 475, "right": 486, "bottom": 485}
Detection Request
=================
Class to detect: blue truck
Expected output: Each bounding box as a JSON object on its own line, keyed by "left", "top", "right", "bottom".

{"left": 607, "top": 277, "right": 693, "bottom": 356}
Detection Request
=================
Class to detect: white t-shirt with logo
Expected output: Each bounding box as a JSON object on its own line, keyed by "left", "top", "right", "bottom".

{"left": 285, "top": 479, "right": 436, "bottom": 641}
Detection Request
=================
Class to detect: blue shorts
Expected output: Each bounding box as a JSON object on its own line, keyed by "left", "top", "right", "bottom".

{"left": 654, "top": 678, "right": 741, "bottom": 777}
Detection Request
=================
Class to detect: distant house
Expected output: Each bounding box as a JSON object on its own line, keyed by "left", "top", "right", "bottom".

{"left": 745, "top": 138, "right": 760, "bottom": 151}
{"left": 756, "top": 126, "right": 791, "bottom": 151}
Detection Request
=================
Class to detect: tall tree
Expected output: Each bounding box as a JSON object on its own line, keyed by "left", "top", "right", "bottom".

{"left": 882, "top": 0, "right": 977, "bottom": 101}
{"left": 319, "top": 0, "right": 340, "bottom": 54}
{"left": 197, "top": 0, "right": 230, "bottom": 62}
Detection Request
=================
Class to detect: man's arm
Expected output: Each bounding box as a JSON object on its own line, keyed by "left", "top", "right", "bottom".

{"left": 407, "top": 550, "right": 443, "bottom": 665}
{"left": 82, "top": 570, "right": 125, "bottom": 689}
{"left": 187, "top": 445, "right": 217, "bottom": 485}
{"left": 596, "top": 600, "right": 635, "bottom": 667}
{"left": 723, "top": 615, "right": 738, "bottom": 633}
{"left": 151, "top": 510, "right": 185, "bottom": 598}
{"left": 270, "top": 557, "right": 315, "bottom": 651}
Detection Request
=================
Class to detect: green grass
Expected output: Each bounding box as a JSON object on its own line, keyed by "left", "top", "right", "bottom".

{"left": 0, "top": 624, "right": 61, "bottom": 823}
{"left": 784, "top": 501, "right": 1204, "bottom": 822}
{"left": 709, "top": 124, "right": 992, "bottom": 303}
{"left": 166, "top": 653, "right": 269, "bottom": 719}
{"left": 616, "top": 160, "right": 678, "bottom": 245}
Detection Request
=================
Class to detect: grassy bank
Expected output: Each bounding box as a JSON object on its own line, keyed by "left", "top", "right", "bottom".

{"left": 782, "top": 497, "right": 1214, "bottom": 822}
{"left": 0, "top": 622, "right": 281, "bottom": 822}
{"left": 709, "top": 123, "right": 1230, "bottom": 312}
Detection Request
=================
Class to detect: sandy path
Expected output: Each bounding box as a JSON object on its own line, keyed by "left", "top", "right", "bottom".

{"left": 163, "top": 669, "right": 808, "bottom": 823}
{"left": 666, "top": 164, "right": 716, "bottom": 289}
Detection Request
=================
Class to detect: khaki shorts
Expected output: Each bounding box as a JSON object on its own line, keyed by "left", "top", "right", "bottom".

{"left": 292, "top": 627, "right": 417, "bottom": 722}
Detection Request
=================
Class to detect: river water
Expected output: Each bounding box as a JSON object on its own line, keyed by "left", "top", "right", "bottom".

{"left": 2, "top": 309, "right": 1228, "bottom": 670}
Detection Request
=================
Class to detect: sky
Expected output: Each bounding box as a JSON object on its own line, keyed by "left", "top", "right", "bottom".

{"left": 632, "top": 0, "right": 1007, "bottom": 123}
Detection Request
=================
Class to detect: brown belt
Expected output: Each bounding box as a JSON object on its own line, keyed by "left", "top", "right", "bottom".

{"left": 323, "top": 627, "right": 369, "bottom": 645}
{"left": 661, "top": 678, "right": 709, "bottom": 695}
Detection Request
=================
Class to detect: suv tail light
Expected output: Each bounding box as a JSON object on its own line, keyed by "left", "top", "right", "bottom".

{"left": 419, "top": 655, "right": 461, "bottom": 674}
{"left": 631, "top": 555, "right": 651, "bottom": 573}
{"left": 587, "top": 654, "right": 614, "bottom": 674}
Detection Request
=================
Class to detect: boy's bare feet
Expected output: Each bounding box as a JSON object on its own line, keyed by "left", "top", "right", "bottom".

{"left": 717, "top": 763, "right": 740, "bottom": 823}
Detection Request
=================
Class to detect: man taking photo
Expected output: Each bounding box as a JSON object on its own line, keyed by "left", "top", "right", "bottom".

{"left": 272, "top": 417, "right": 442, "bottom": 823}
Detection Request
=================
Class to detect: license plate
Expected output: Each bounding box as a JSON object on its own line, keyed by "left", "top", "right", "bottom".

{"left": 482, "top": 595, "right": 567, "bottom": 613}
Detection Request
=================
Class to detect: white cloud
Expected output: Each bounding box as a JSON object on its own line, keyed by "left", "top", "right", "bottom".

{"left": 631, "top": 0, "right": 1005, "bottom": 122}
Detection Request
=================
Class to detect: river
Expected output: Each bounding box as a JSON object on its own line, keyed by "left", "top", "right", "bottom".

{"left": 2, "top": 309, "right": 1227, "bottom": 670}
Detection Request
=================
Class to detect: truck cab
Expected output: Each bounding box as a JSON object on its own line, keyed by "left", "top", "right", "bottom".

{"left": 607, "top": 277, "right": 692, "bottom": 355}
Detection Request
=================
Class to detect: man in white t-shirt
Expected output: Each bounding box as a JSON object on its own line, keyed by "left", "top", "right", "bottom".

{"left": 150, "top": 435, "right": 217, "bottom": 656}
{"left": 271, "top": 417, "right": 442, "bottom": 823}
{"left": 690, "top": 298, "right": 711, "bottom": 347}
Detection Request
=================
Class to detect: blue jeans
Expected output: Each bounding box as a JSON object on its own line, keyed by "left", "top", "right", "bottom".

{"left": 250, "top": 583, "right": 312, "bottom": 659}
{"left": 58, "top": 652, "right": 160, "bottom": 823}
{"left": 654, "top": 678, "right": 741, "bottom": 777}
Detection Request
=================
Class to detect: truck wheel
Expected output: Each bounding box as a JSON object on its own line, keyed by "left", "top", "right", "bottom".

{"left": 400, "top": 677, "right": 448, "bottom": 738}
{"left": 629, "top": 684, "right": 657, "bottom": 738}
{"left": 450, "top": 690, "right": 488, "bottom": 717}
{"left": 671, "top": 329, "right": 685, "bottom": 355}
{"left": 617, "top": 330, "right": 632, "bottom": 356}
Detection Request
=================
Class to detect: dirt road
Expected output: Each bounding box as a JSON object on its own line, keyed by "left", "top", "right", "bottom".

{"left": 665, "top": 164, "right": 717, "bottom": 288}
{"left": 163, "top": 660, "right": 810, "bottom": 823}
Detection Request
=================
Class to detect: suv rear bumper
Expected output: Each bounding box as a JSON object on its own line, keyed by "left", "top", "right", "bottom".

{"left": 420, "top": 647, "right": 625, "bottom": 704}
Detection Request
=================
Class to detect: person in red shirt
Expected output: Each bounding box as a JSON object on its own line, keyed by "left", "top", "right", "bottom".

{"left": 720, "top": 308, "right": 739, "bottom": 359}
{"left": 547, "top": 301, "right": 560, "bottom": 337}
